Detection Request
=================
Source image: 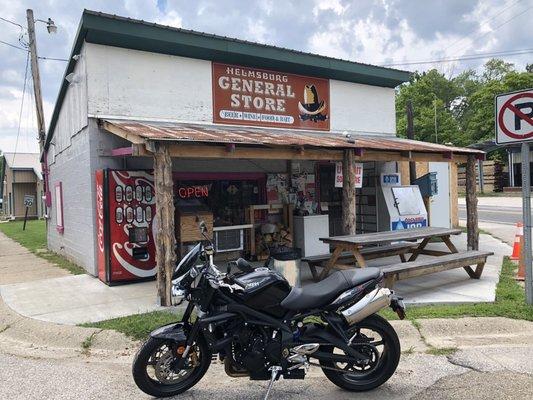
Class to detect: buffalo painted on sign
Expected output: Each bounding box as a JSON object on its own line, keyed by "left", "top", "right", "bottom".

{"left": 495, "top": 88, "right": 533, "bottom": 144}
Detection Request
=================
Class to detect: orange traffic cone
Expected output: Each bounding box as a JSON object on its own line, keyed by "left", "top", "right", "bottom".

{"left": 517, "top": 235, "right": 525, "bottom": 281}
{"left": 510, "top": 222, "right": 523, "bottom": 261}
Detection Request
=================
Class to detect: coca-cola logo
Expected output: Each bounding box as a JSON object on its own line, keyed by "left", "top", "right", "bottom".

{"left": 96, "top": 183, "right": 104, "bottom": 252}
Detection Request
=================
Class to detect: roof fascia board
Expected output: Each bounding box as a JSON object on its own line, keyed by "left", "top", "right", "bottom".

{"left": 82, "top": 12, "right": 410, "bottom": 87}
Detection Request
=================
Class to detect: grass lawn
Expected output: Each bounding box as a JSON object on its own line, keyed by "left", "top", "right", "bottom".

{"left": 81, "top": 311, "right": 180, "bottom": 341}
{"left": 0, "top": 220, "right": 85, "bottom": 275}
{"left": 381, "top": 257, "right": 533, "bottom": 321}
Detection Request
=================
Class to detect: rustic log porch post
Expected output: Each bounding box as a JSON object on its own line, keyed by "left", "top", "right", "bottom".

{"left": 153, "top": 142, "right": 177, "bottom": 306}
{"left": 465, "top": 155, "right": 479, "bottom": 250}
{"left": 342, "top": 149, "right": 356, "bottom": 235}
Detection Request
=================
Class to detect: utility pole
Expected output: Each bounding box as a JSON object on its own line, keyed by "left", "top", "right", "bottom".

{"left": 433, "top": 93, "right": 438, "bottom": 144}
{"left": 406, "top": 100, "right": 416, "bottom": 183}
{"left": 26, "top": 9, "right": 46, "bottom": 153}
{"left": 25, "top": 10, "right": 56, "bottom": 216}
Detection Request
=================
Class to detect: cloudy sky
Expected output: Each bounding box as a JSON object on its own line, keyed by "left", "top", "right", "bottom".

{"left": 0, "top": 0, "right": 531, "bottom": 153}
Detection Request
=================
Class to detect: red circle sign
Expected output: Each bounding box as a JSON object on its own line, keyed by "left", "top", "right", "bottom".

{"left": 498, "top": 92, "right": 533, "bottom": 139}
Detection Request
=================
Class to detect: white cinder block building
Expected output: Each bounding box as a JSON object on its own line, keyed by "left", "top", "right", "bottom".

{"left": 44, "top": 11, "right": 480, "bottom": 281}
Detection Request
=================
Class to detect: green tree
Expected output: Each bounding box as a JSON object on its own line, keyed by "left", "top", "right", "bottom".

{"left": 482, "top": 59, "right": 515, "bottom": 82}
{"left": 462, "top": 60, "right": 533, "bottom": 144}
{"left": 396, "top": 69, "right": 462, "bottom": 144}
{"left": 396, "top": 59, "right": 533, "bottom": 148}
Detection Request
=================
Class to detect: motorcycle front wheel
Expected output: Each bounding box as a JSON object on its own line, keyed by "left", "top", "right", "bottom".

{"left": 319, "top": 313, "right": 400, "bottom": 392}
{"left": 132, "top": 335, "right": 211, "bottom": 397}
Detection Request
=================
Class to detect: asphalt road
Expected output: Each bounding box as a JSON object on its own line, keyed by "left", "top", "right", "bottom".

{"left": 459, "top": 204, "right": 523, "bottom": 226}
{"left": 1, "top": 349, "right": 533, "bottom": 400}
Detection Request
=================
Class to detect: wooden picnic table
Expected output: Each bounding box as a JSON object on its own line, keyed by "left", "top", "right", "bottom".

{"left": 318, "top": 227, "right": 463, "bottom": 280}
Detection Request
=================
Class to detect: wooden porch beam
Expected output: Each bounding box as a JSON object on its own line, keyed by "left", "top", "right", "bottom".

{"left": 465, "top": 155, "right": 479, "bottom": 250}
{"left": 100, "top": 120, "right": 145, "bottom": 145}
{"left": 153, "top": 142, "right": 177, "bottom": 306}
{"left": 134, "top": 142, "right": 472, "bottom": 163}
{"left": 342, "top": 149, "right": 356, "bottom": 235}
{"left": 156, "top": 143, "right": 345, "bottom": 161}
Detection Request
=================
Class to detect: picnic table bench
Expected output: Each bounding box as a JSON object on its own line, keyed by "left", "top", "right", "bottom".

{"left": 380, "top": 250, "right": 494, "bottom": 288}
{"left": 303, "top": 227, "right": 493, "bottom": 286}
{"left": 316, "top": 227, "right": 463, "bottom": 281}
{"left": 302, "top": 241, "right": 418, "bottom": 281}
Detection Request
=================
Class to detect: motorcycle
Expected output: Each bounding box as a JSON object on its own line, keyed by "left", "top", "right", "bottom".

{"left": 132, "top": 222, "right": 406, "bottom": 399}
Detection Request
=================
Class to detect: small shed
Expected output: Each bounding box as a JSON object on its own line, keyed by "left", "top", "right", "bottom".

{"left": 1, "top": 152, "right": 44, "bottom": 219}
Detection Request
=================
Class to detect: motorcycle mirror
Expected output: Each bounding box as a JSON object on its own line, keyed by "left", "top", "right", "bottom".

{"left": 198, "top": 220, "right": 207, "bottom": 234}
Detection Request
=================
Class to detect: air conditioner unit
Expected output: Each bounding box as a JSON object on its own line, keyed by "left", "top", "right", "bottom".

{"left": 214, "top": 228, "right": 244, "bottom": 253}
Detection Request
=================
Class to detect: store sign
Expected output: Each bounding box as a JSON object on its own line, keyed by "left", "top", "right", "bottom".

{"left": 212, "top": 62, "right": 330, "bottom": 131}
{"left": 177, "top": 185, "right": 209, "bottom": 199}
{"left": 392, "top": 216, "right": 427, "bottom": 231}
{"left": 381, "top": 173, "right": 401, "bottom": 186}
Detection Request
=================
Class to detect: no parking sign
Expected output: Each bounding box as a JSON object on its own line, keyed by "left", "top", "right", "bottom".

{"left": 496, "top": 88, "right": 533, "bottom": 305}
{"left": 495, "top": 88, "right": 533, "bottom": 144}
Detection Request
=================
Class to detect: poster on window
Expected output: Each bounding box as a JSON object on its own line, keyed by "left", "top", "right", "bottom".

{"left": 334, "top": 162, "right": 343, "bottom": 188}
{"left": 334, "top": 162, "right": 363, "bottom": 188}
{"left": 354, "top": 163, "right": 363, "bottom": 188}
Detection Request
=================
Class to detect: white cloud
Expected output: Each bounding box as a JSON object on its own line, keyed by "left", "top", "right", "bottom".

{"left": 0, "top": 0, "right": 529, "bottom": 152}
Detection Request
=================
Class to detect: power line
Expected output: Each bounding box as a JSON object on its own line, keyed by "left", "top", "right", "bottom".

{"left": 12, "top": 51, "right": 30, "bottom": 165}
{"left": 0, "top": 39, "right": 27, "bottom": 51}
{"left": 381, "top": 48, "right": 533, "bottom": 67}
{"left": 0, "top": 16, "right": 24, "bottom": 30}
{"left": 0, "top": 40, "right": 67, "bottom": 61}
{"left": 452, "top": 3, "right": 533, "bottom": 56}
{"left": 442, "top": 0, "right": 524, "bottom": 53}
{"left": 380, "top": 2, "right": 533, "bottom": 69}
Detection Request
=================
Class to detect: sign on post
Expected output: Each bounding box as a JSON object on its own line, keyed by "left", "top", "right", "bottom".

{"left": 23, "top": 195, "right": 34, "bottom": 208}
{"left": 495, "top": 88, "right": 533, "bottom": 305}
{"left": 22, "top": 194, "right": 35, "bottom": 231}
{"left": 495, "top": 89, "right": 533, "bottom": 144}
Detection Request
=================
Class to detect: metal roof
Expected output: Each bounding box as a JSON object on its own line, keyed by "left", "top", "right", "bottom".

{"left": 2, "top": 152, "right": 42, "bottom": 179}
{"left": 102, "top": 119, "right": 484, "bottom": 156}
{"left": 44, "top": 10, "right": 411, "bottom": 152}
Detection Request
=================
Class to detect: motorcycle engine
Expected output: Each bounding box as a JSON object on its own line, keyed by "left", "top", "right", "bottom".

{"left": 232, "top": 326, "right": 281, "bottom": 379}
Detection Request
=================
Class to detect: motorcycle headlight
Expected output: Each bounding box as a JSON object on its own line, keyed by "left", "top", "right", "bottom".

{"left": 171, "top": 284, "right": 186, "bottom": 306}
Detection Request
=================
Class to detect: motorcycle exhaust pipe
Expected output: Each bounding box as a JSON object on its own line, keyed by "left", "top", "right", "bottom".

{"left": 340, "top": 287, "right": 392, "bottom": 325}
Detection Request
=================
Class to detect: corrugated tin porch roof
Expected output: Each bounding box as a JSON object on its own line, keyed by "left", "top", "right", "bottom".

{"left": 101, "top": 119, "right": 484, "bottom": 160}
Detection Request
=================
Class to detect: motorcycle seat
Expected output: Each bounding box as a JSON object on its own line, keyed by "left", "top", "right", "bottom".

{"left": 280, "top": 268, "right": 381, "bottom": 311}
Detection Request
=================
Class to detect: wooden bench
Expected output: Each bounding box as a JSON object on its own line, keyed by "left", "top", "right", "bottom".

{"left": 302, "top": 241, "right": 418, "bottom": 281}
{"left": 379, "top": 250, "right": 494, "bottom": 288}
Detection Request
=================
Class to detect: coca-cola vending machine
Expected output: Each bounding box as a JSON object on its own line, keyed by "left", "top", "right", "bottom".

{"left": 95, "top": 169, "right": 156, "bottom": 284}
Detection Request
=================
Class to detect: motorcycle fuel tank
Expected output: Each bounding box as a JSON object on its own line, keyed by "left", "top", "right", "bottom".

{"left": 234, "top": 268, "right": 291, "bottom": 317}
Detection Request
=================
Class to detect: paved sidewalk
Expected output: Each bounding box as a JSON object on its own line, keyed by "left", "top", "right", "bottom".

{"left": 458, "top": 196, "right": 527, "bottom": 208}
{"left": 0, "top": 231, "right": 70, "bottom": 285}
{"left": 1, "top": 230, "right": 509, "bottom": 325}
{"left": 0, "top": 231, "right": 163, "bottom": 325}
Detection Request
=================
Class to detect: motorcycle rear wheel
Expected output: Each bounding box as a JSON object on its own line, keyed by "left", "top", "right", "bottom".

{"left": 132, "top": 336, "right": 211, "bottom": 397}
{"left": 319, "top": 313, "right": 400, "bottom": 392}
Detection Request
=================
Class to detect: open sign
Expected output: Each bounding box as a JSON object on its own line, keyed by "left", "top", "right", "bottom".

{"left": 177, "top": 185, "right": 209, "bottom": 199}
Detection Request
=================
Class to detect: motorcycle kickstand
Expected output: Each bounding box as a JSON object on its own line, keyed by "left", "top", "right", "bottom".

{"left": 263, "top": 366, "right": 282, "bottom": 400}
